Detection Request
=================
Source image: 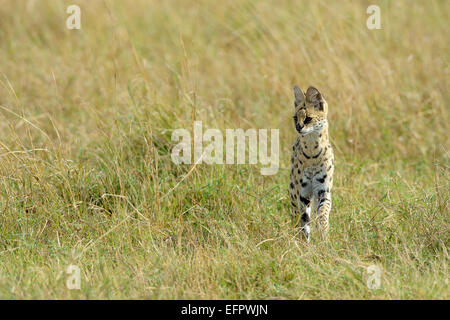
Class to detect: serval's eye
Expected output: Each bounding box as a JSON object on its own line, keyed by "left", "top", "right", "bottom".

{"left": 304, "top": 116, "right": 312, "bottom": 124}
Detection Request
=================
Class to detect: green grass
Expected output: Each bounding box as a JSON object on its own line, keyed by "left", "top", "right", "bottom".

{"left": 0, "top": 0, "right": 448, "bottom": 299}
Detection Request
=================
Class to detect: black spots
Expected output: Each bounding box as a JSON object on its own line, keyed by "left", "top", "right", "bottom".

{"left": 302, "top": 150, "right": 310, "bottom": 159}
{"left": 300, "top": 196, "right": 310, "bottom": 205}
{"left": 317, "top": 198, "right": 330, "bottom": 211}
{"left": 291, "top": 201, "right": 297, "bottom": 208}
{"left": 301, "top": 213, "right": 310, "bottom": 223}
{"left": 290, "top": 182, "right": 294, "bottom": 189}
{"left": 318, "top": 189, "right": 325, "bottom": 198}
{"left": 327, "top": 187, "right": 330, "bottom": 193}
{"left": 314, "top": 143, "right": 318, "bottom": 149}
{"left": 299, "top": 160, "right": 303, "bottom": 166}
{"left": 312, "top": 148, "right": 322, "bottom": 158}
{"left": 304, "top": 116, "right": 312, "bottom": 125}
{"left": 327, "top": 165, "right": 332, "bottom": 172}
{"left": 294, "top": 163, "right": 298, "bottom": 169}
{"left": 291, "top": 157, "right": 294, "bottom": 164}
{"left": 297, "top": 169, "right": 301, "bottom": 175}
{"left": 304, "top": 144, "right": 307, "bottom": 149}
{"left": 319, "top": 133, "right": 322, "bottom": 138}
{"left": 316, "top": 174, "right": 327, "bottom": 184}
{"left": 324, "top": 147, "right": 327, "bottom": 153}
{"left": 318, "top": 199, "right": 331, "bottom": 209}
{"left": 301, "top": 179, "right": 308, "bottom": 187}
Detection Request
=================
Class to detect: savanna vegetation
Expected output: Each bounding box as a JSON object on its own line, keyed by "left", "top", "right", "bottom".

{"left": 0, "top": 0, "right": 448, "bottom": 299}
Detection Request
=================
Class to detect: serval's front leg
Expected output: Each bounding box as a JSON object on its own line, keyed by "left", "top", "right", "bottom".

{"left": 314, "top": 171, "right": 333, "bottom": 240}
{"left": 316, "top": 189, "right": 331, "bottom": 239}
{"left": 290, "top": 168, "right": 312, "bottom": 242}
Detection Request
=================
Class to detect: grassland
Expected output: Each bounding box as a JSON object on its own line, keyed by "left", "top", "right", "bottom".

{"left": 0, "top": 0, "right": 448, "bottom": 299}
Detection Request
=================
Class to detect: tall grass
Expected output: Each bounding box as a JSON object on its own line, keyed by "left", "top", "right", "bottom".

{"left": 0, "top": 0, "right": 448, "bottom": 299}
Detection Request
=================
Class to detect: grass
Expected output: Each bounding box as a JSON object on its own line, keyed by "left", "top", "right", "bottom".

{"left": 0, "top": 0, "right": 448, "bottom": 299}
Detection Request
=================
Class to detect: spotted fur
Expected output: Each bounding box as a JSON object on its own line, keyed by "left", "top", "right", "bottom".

{"left": 289, "top": 85, "right": 334, "bottom": 241}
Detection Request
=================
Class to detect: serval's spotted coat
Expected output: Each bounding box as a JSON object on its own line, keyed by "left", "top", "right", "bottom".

{"left": 290, "top": 85, "right": 334, "bottom": 241}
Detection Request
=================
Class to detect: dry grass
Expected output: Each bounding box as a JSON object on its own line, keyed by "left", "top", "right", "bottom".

{"left": 0, "top": 0, "right": 448, "bottom": 299}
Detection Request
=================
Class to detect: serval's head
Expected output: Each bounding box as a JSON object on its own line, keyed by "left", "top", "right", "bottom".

{"left": 292, "top": 85, "right": 328, "bottom": 135}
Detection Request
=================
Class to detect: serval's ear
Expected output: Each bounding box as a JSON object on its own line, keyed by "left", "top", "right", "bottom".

{"left": 306, "top": 86, "right": 324, "bottom": 111}
{"left": 293, "top": 85, "right": 305, "bottom": 107}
